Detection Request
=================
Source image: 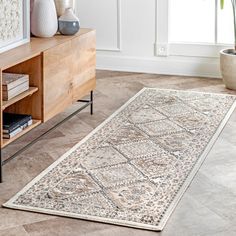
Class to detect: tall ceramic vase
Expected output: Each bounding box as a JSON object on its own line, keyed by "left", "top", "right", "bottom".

{"left": 31, "top": 0, "right": 58, "bottom": 38}
{"left": 54, "top": 0, "right": 75, "bottom": 17}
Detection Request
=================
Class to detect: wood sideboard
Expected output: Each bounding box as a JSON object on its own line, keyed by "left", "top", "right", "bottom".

{"left": 0, "top": 28, "right": 96, "bottom": 149}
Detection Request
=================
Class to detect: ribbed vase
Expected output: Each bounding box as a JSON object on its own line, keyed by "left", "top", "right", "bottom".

{"left": 54, "top": 0, "right": 75, "bottom": 17}
{"left": 31, "top": 0, "right": 58, "bottom": 38}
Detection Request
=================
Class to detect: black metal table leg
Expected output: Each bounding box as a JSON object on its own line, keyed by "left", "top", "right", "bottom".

{"left": 78, "top": 90, "right": 94, "bottom": 115}
{"left": 90, "top": 91, "right": 93, "bottom": 115}
{"left": 0, "top": 91, "right": 94, "bottom": 183}
{"left": 0, "top": 149, "right": 2, "bottom": 183}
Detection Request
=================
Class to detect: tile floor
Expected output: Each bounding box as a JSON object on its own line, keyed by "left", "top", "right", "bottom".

{"left": 0, "top": 71, "right": 236, "bottom": 236}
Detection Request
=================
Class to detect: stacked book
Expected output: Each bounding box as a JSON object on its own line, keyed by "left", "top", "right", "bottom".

{"left": 2, "top": 73, "right": 29, "bottom": 101}
{"left": 3, "top": 113, "right": 33, "bottom": 139}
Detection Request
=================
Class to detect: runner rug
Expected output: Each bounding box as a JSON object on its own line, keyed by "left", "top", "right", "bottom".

{"left": 3, "top": 88, "right": 236, "bottom": 231}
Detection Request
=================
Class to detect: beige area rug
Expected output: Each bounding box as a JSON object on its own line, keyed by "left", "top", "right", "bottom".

{"left": 3, "top": 88, "right": 236, "bottom": 231}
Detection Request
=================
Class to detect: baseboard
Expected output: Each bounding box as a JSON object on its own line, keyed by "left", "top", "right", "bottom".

{"left": 96, "top": 55, "right": 221, "bottom": 78}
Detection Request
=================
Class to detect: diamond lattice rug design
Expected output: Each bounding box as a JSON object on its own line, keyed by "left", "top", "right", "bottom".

{"left": 4, "top": 88, "right": 236, "bottom": 231}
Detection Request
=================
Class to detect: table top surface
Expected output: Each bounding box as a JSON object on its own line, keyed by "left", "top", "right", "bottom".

{"left": 0, "top": 28, "right": 94, "bottom": 70}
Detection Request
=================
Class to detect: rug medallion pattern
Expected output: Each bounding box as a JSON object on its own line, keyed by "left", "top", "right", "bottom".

{"left": 4, "top": 89, "right": 236, "bottom": 231}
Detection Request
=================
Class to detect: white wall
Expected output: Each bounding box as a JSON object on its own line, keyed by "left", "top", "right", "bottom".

{"left": 76, "top": 0, "right": 221, "bottom": 78}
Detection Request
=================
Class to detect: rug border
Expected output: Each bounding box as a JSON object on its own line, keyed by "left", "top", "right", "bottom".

{"left": 3, "top": 88, "right": 236, "bottom": 232}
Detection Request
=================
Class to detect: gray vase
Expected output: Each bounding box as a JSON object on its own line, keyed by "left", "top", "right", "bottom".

{"left": 58, "top": 8, "right": 80, "bottom": 35}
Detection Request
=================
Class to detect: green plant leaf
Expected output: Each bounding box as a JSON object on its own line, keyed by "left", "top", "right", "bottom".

{"left": 221, "top": 0, "right": 225, "bottom": 9}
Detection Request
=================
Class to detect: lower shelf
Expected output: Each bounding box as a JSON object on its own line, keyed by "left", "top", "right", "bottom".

{"left": 2, "top": 119, "right": 41, "bottom": 148}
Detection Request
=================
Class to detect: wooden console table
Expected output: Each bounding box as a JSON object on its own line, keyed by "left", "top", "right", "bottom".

{"left": 0, "top": 29, "right": 96, "bottom": 182}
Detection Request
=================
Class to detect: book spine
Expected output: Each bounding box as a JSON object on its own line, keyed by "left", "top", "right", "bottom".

{"left": 2, "top": 74, "right": 29, "bottom": 90}
{"left": 3, "top": 119, "right": 32, "bottom": 138}
{"left": 3, "top": 116, "right": 32, "bottom": 133}
{"left": 3, "top": 83, "right": 29, "bottom": 101}
{"left": 3, "top": 127, "right": 23, "bottom": 139}
{"left": 2, "top": 80, "right": 29, "bottom": 92}
{"left": 3, "top": 126, "right": 22, "bottom": 135}
{"left": 2, "top": 79, "right": 29, "bottom": 91}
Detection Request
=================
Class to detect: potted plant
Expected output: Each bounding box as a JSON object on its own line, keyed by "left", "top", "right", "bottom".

{"left": 220, "top": 0, "right": 236, "bottom": 90}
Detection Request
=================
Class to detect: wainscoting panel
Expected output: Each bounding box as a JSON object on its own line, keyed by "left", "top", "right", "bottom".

{"left": 76, "top": 0, "right": 121, "bottom": 51}
{"left": 76, "top": 0, "right": 221, "bottom": 77}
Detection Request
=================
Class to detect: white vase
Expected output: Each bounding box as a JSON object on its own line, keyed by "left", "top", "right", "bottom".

{"left": 31, "top": 0, "right": 58, "bottom": 38}
{"left": 30, "top": 0, "right": 34, "bottom": 14}
{"left": 54, "top": 0, "right": 75, "bottom": 17}
{"left": 220, "top": 49, "right": 236, "bottom": 91}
